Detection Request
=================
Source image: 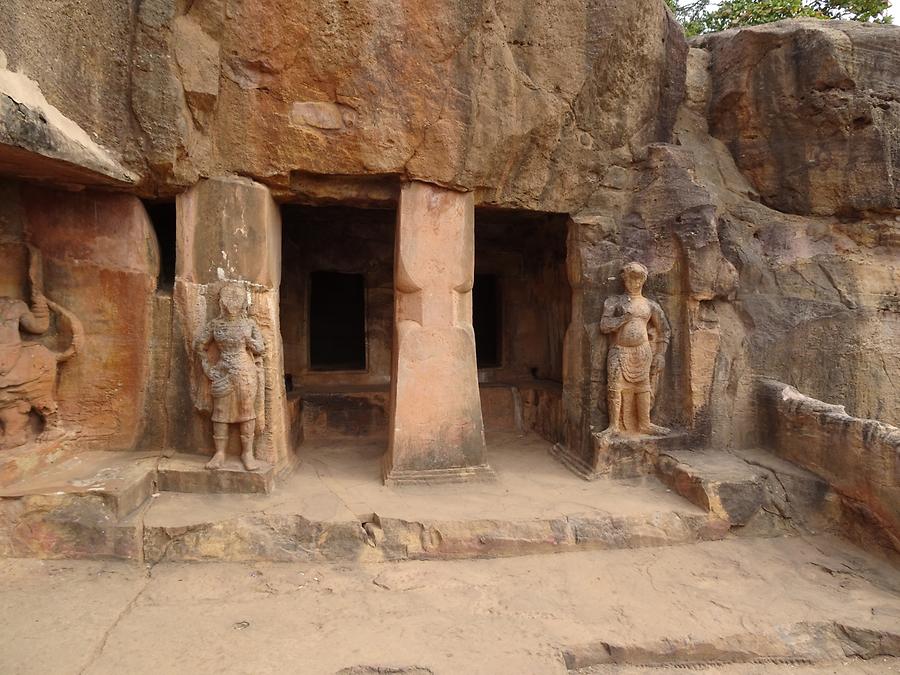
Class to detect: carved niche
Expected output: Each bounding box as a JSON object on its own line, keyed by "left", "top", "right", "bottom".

{"left": 599, "top": 262, "right": 671, "bottom": 437}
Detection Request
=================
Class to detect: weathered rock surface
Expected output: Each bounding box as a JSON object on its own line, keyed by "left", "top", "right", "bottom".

{"left": 0, "top": 67, "right": 135, "bottom": 186}
{"left": 696, "top": 20, "right": 900, "bottom": 217}
{"left": 0, "top": 0, "right": 687, "bottom": 208}
{"left": 0, "top": 4, "right": 144, "bottom": 178}
{"left": 656, "top": 447, "right": 835, "bottom": 531}
{"left": 565, "top": 621, "right": 900, "bottom": 671}
{"left": 759, "top": 379, "right": 900, "bottom": 558}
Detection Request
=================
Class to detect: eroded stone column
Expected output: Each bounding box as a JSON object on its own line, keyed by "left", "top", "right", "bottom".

{"left": 384, "top": 181, "right": 492, "bottom": 485}
{"left": 174, "top": 176, "right": 292, "bottom": 468}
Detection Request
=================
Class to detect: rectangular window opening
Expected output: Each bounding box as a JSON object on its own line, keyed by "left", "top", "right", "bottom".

{"left": 474, "top": 273, "right": 501, "bottom": 368}
{"left": 309, "top": 271, "right": 367, "bottom": 371}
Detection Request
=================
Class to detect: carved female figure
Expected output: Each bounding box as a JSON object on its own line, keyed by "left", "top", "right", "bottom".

{"left": 599, "top": 262, "right": 671, "bottom": 437}
{"left": 195, "top": 282, "right": 265, "bottom": 471}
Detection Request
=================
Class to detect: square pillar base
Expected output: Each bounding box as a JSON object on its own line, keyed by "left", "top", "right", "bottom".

{"left": 383, "top": 459, "right": 496, "bottom": 487}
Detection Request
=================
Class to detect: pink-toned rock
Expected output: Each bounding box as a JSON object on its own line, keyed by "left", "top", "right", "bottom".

{"left": 385, "top": 182, "right": 492, "bottom": 485}
{"left": 174, "top": 177, "right": 292, "bottom": 468}
{"left": 11, "top": 188, "right": 157, "bottom": 452}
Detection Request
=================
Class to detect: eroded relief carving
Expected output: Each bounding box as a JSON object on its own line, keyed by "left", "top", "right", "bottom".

{"left": 195, "top": 281, "right": 266, "bottom": 471}
{"left": 600, "top": 262, "right": 671, "bottom": 437}
{"left": 0, "top": 246, "right": 82, "bottom": 449}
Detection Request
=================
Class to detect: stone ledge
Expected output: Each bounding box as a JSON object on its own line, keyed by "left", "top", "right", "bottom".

{"left": 0, "top": 69, "right": 136, "bottom": 186}
{"left": 141, "top": 507, "right": 727, "bottom": 564}
{"left": 656, "top": 447, "right": 835, "bottom": 532}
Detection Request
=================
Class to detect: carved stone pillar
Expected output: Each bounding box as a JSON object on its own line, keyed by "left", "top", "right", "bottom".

{"left": 384, "top": 181, "right": 493, "bottom": 485}
{"left": 174, "top": 176, "right": 292, "bottom": 468}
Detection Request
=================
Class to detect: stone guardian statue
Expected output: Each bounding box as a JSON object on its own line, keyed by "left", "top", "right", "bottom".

{"left": 599, "top": 262, "right": 671, "bottom": 437}
{"left": 195, "top": 282, "right": 266, "bottom": 471}
{"left": 0, "top": 245, "right": 83, "bottom": 449}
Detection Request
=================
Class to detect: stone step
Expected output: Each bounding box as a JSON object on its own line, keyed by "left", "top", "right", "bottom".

{"left": 0, "top": 449, "right": 290, "bottom": 560}
{"left": 566, "top": 620, "right": 900, "bottom": 672}
{"left": 555, "top": 431, "right": 693, "bottom": 480}
{"left": 656, "top": 447, "right": 836, "bottom": 533}
{"left": 139, "top": 495, "right": 728, "bottom": 564}
{"left": 0, "top": 452, "right": 158, "bottom": 559}
{"left": 0, "top": 451, "right": 158, "bottom": 518}
{"left": 292, "top": 387, "right": 389, "bottom": 440}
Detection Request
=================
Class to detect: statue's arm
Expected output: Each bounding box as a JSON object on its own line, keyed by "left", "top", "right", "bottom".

{"left": 649, "top": 301, "right": 671, "bottom": 356}
{"left": 599, "top": 297, "right": 627, "bottom": 334}
{"left": 248, "top": 322, "right": 265, "bottom": 357}
{"left": 18, "top": 295, "right": 50, "bottom": 335}
{"left": 19, "top": 244, "right": 50, "bottom": 334}
{"left": 194, "top": 323, "right": 214, "bottom": 377}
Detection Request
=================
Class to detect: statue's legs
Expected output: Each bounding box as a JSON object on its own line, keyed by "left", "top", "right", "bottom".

{"left": 0, "top": 402, "right": 31, "bottom": 448}
{"left": 601, "top": 387, "right": 623, "bottom": 435}
{"left": 601, "top": 349, "right": 624, "bottom": 436}
{"left": 206, "top": 422, "right": 228, "bottom": 469}
{"left": 622, "top": 390, "right": 637, "bottom": 432}
{"left": 636, "top": 390, "right": 670, "bottom": 436}
{"left": 239, "top": 419, "right": 260, "bottom": 471}
{"left": 636, "top": 391, "right": 652, "bottom": 433}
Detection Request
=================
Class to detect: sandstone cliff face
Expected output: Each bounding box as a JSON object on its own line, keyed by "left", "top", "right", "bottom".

{"left": 1, "top": 0, "right": 686, "bottom": 210}
{"left": 0, "top": 4, "right": 897, "bottom": 451}
{"left": 697, "top": 20, "right": 900, "bottom": 217}
{"left": 0, "top": 1, "right": 144, "bottom": 172}
{"left": 172, "top": 0, "right": 685, "bottom": 210}
{"left": 682, "top": 23, "right": 900, "bottom": 431}
{"left": 561, "top": 21, "right": 899, "bottom": 460}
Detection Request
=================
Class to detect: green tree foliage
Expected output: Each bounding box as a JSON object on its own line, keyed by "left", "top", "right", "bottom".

{"left": 665, "top": 0, "right": 892, "bottom": 35}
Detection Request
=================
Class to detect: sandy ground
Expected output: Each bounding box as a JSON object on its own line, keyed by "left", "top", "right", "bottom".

{"left": 1, "top": 535, "right": 899, "bottom": 674}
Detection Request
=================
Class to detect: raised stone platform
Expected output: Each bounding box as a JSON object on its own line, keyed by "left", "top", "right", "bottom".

{"left": 0, "top": 431, "right": 851, "bottom": 564}
{"left": 292, "top": 379, "right": 563, "bottom": 440}
{"left": 142, "top": 433, "right": 730, "bottom": 562}
{"left": 656, "top": 447, "right": 837, "bottom": 532}
{"left": 0, "top": 432, "right": 740, "bottom": 563}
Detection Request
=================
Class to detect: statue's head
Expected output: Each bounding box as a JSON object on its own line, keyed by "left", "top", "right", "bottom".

{"left": 622, "top": 261, "right": 648, "bottom": 295}
{"left": 219, "top": 282, "right": 248, "bottom": 318}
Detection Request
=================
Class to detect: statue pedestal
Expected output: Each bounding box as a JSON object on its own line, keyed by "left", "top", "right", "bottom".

{"left": 552, "top": 430, "right": 690, "bottom": 480}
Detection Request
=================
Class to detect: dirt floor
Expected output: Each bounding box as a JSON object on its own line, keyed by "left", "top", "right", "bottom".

{"left": 2, "top": 535, "right": 899, "bottom": 674}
